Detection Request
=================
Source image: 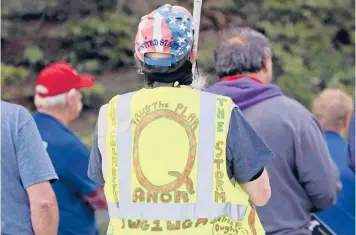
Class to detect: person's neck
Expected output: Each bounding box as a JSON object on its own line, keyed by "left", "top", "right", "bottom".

{"left": 238, "top": 72, "right": 267, "bottom": 83}
{"left": 222, "top": 72, "right": 268, "bottom": 84}
{"left": 147, "top": 82, "right": 193, "bottom": 89}
{"left": 38, "top": 109, "right": 70, "bottom": 126}
{"left": 149, "top": 82, "right": 174, "bottom": 88}
{"left": 324, "top": 127, "right": 345, "bottom": 137}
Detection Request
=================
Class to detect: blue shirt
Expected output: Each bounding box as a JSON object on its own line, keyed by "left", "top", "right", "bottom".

{"left": 317, "top": 131, "right": 355, "bottom": 235}
{"left": 348, "top": 114, "right": 355, "bottom": 172}
{"left": 1, "top": 101, "right": 58, "bottom": 234}
{"left": 33, "top": 112, "right": 100, "bottom": 235}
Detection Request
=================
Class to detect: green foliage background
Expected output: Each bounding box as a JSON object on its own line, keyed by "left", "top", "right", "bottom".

{"left": 1, "top": 1, "right": 354, "bottom": 233}
{"left": 1, "top": 0, "right": 355, "bottom": 146}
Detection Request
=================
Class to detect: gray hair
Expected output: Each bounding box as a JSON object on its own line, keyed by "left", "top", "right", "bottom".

{"left": 34, "top": 93, "right": 67, "bottom": 109}
{"left": 33, "top": 86, "right": 77, "bottom": 109}
{"left": 312, "top": 88, "right": 354, "bottom": 131}
{"left": 214, "top": 27, "right": 272, "bottom": 78}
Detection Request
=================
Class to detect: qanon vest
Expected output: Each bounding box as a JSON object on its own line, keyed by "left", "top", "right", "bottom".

{"left": 97, "top": 87, "right": 265, "bottom": 235}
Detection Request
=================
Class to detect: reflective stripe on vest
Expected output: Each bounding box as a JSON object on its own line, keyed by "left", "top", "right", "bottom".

{"left": 103, "top": 87, "right": 265, "bottom": 234}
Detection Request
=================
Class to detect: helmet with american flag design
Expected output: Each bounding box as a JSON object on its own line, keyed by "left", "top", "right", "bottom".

{"left": 135, "top": 4, "right": 195, "bottom": 68}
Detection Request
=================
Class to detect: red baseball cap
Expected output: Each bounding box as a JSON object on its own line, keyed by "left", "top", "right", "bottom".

{"left": 36, "top": 62, "right": 95, "bottom": 97}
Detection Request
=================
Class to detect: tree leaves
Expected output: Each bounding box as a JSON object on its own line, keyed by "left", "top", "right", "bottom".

{"left": 24, "top": 46, "right": 44, "bottom": 64}
{"left": 249, "top": 0, "right": 355, "bottom": 108}
{"left": 1, "top": 64, "right": 29, "bottom": 86}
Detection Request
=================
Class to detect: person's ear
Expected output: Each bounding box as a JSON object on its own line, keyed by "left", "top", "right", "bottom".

{"left": 66, "top": 89, "right": 77, "bottom": 107}
{"left": 263, "top": 55, "right": 272, "bottom": 71}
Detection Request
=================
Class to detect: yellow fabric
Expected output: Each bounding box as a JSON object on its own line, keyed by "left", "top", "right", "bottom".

{"left": 104, "top": 95, "right": 120, "bottom": 205}
{"left": 107, "top": 213, "right": 264, "bottom": 235}
{"left": 130, "top": 88, "right": 199, "bottom": 204}
{"left": 212, "top": 96, "right": 249, "bottom": 205}
{"left": 104, "top": 88, "right": 265, "bottom": 235}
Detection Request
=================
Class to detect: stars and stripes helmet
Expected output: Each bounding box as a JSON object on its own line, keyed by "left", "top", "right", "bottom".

{"left": 135, "top": 4, "right": 194, "bottom": 70}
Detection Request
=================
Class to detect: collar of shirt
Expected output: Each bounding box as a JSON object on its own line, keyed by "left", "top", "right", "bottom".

{"left": 221, "top": 75, "right": 263, "bottom": 84}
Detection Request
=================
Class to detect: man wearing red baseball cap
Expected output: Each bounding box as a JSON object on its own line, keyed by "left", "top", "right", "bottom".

{"left": 33, "top": 62, "right": 107, "bottom": 235}
{"left": 34, "top": 61, "right": 94, "bottom": 121}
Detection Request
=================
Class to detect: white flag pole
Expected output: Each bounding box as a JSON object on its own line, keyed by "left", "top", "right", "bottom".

{"left": 192, "top": 0, "right": 203, "bottom": 79}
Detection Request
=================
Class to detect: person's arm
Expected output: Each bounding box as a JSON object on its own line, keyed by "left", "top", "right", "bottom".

{"left": 227, "top": 107, "right": 274, "bottom": 206}
{"left": 86, "top": 115, "right": 108, "bottom": 210}
{"left": 88, "top": 119, "right": 105, "bottom": 185}
{"left": 83, "top": 185, "right": 107, "bottom": 210}
{"left": 15, "top": 108, "right": 59, "bottom": 235}
{"left": 60, "top": 142, "right": 106, "bottom": 210}
{"left": 240, "top": 169, "right": 271, "bottom": 206}
{"left": 26, "top": 182, "right": 58, "bottom": 235}
{"left": 295, "top": 118, "right": 341, "bottom": 210}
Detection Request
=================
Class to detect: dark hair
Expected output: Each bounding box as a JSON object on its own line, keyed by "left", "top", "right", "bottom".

{"left": 214, "top": 27, "right": 271, "bottom": 79}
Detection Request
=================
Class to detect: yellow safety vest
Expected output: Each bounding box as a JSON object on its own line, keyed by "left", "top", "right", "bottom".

{"left": 97, "top": 87, "right": 265, "bottom": 235}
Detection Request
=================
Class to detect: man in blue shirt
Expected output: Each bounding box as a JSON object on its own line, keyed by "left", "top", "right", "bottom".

{"left": 33, "top": 62, "right": 107, "bottom": 235}
{"left": 312, "top": 88, "right": 355, "bottom": 235}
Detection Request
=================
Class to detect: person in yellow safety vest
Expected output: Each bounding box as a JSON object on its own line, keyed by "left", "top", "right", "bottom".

{"left": 88, "top": 4, "right": 275, "bottom": 235}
